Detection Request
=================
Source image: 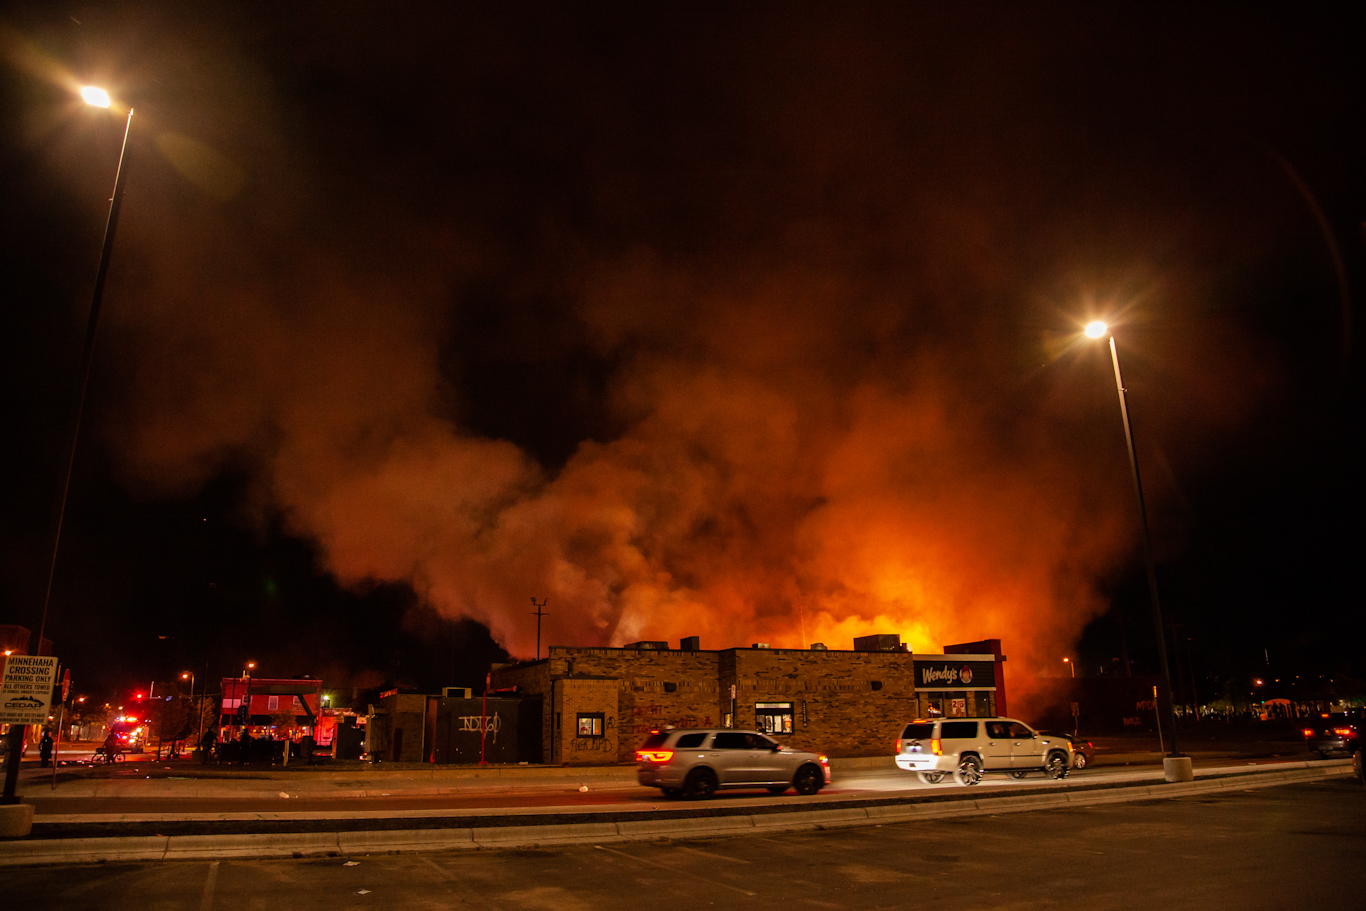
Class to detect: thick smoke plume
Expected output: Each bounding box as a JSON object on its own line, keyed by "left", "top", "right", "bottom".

{"left": 66, "top": 5, "right": 1291, "bottom": 677}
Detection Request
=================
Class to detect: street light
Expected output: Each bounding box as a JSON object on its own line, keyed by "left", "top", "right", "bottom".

{"left": 181, "top": 672, "right": 203, "bottom": 745}
{"left": 242, "top": 663, "right": 256, "bottom": 737}
{"left": 1063, "top": 657, "right": 1075, "bottom": 678}
{"left": 34, "top": 87, "right": 136, "bottom": 654}
{"left": 1085, "top": 321, "right": 1189, "bottom": 782}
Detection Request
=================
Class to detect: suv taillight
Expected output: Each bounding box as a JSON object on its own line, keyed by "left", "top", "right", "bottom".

{"left": 931, "top": 738, "right": 942, "bottom": 756}
{"left": 895, "top": 738, "right": 903, "bottom": 754}
{"left": 636, "top": 750, "right": 673, "bottom": 763}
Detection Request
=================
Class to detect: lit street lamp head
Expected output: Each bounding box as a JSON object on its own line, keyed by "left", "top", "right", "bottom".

{"left": 80, "top": 86, "right": 111, "bottom": 108}
{"left": 1084, "top": 320, "right": 1108, "bottom": 339}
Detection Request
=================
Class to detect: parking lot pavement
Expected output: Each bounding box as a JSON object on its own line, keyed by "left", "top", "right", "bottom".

{"left": 0, "top": 757, "right": 1353, "bottom": 866}
{"left": 12, "top": 778, "right": 1363, "bottom": 910}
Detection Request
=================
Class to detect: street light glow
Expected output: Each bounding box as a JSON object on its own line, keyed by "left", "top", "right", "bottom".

{"left": 80, "top": 86, "right": 111, "bottom": 108}
{"left": 1084, "top": 320, "right": 1108, "bottom": 339}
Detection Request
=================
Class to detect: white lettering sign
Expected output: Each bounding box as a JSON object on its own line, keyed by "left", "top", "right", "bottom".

{"left": 458, "top": 712, "right": 502, "bottom": 741}
{"left": 0, "top": 655, "right": 59, "bottom": 725}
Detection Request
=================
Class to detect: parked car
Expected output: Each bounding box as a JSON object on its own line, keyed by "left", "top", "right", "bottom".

{"left": 1041, "top": 731, "right": 1094, "bottom": 770}
{"left": 636, "top": 729, "right": 831, "bottom": 800}
{"left": 1302, "top": 712, "right": 1362, "bottom": 759}
{"left": 894, "top": 717, "right": 1073, "bottom": 786}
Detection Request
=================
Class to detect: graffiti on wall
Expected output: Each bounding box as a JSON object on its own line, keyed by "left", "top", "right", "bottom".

{"left": 628, "top": 703, "right": 713, "bottom": 735}
{"left": 571, "top": 736, "right": 616, "bottom": 753}
{"left": 459, "top": 711, "right": 502, "bottom": 742}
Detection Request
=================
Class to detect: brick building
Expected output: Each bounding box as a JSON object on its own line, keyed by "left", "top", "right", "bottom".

{"left": 489, "top": 635, "right": 1004, "bottom": 764}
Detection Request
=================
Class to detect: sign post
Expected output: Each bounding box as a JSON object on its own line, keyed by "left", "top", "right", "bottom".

{"left": 1, "top": 654, "right": 60, "bottom": 803}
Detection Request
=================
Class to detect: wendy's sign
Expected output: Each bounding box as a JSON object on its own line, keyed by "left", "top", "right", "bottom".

{"left": 914, "top": 657, "right": 996, "bottom": 691}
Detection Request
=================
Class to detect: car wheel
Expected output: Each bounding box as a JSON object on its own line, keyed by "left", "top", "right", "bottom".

{"left": 954, "top": 754, "right": 983, "bottom": 786}
{"left": 1072, "top": 751, "right": 1089, "bottom": 770}
{"left": 660, "top": 787, "right": 683, "bottom": 799}
{"left": 683, "top": 768, "right": 717, "bottom": 800}
{"left": 1313, "top": 749, "right": 1328, "bottom": 760}
{"left": 917, "top": 771, "right": 946, "bottom": 784}
{"left": 793, "top": 764, "right": 824, "bottom": 795}
{"left": 1045, "top": 751, "right": 1069, "bottom": 780}
{"left": 1009, "top": 770, "right": 1028, "bottom": 780}
{"left": 767, "top": 786, "right": 788, "bottom": 795}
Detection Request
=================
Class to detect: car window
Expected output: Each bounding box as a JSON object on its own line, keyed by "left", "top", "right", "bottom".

{"left": 901, "top": 723, "right": 935, "bottom": 740}
{"left": 749, "top": 734, "right": 778, "bottom": 750}
{"left": 712, "top": 732, "right": 752, "bottom": 750}
{"left": 941, "top": 721, "right": 978, "bottom": 739}
{"left": 675, "top": 732, "right": 706, "bottom": 749}
{"left": 1007, "top": 723, "right": 1035, "bottom": 739}
{"left": 639, "top": 732, "right": 670, "bottom": 749}
{"left": 985, "top": 722, "right": 1009, "bottom": 738}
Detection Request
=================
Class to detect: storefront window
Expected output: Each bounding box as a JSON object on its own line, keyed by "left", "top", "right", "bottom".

{"left": 576, "top": 713, "right": 604, "bottom": 737}
{"left": 755, "top": 702, "right": 794, "bottom": 734}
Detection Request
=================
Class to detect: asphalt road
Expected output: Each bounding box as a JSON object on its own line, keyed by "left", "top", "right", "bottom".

{"left": 4, "top": 778, "right": 1362, "bottom": 910}
{"left": 24, "top": 762, "right": 1270, "bottom": 819}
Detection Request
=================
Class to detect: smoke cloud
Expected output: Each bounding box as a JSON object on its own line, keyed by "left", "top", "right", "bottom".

{"left": 73, "top": 5, "right": 1299, "bottom": 677}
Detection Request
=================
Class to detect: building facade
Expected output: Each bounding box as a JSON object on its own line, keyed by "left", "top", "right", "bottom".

{"left": 489, "top": 636, "right": 1004, "bottom": 764}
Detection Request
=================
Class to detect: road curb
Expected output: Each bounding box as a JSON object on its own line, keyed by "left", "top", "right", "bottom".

{"left": 0, "top": 763, "right": 1350, "bottom": 866}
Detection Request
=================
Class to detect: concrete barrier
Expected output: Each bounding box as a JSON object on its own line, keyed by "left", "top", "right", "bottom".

{"left": 617, "top": 814, "right": 757, "bottom": 839}
{"left": 472, "top": 822, "right": 622, "bottom": 846}
{"left": 338, "top": 828, "right": 474, "bottom": 853}
{"left": 165, "top": 831, "right": 343, "bottom": 860}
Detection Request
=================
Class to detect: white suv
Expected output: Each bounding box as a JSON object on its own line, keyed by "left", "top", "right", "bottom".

{"left": 636, "top": 729, "right": 831, "bottom": 799}
{"left": 894, "top": 717, "right": 1072, "bottom": 786}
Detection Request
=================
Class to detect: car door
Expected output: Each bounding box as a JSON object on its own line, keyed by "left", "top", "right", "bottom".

{"left": 747, "top": 733, "right": 788, "bottom": 783}
{"left": 711, "top": 731, "right": 764, "bottom": 783}
{"left": 1006, "top": 721, "right": 1043, "bottom": 768}
{"left": 981, "top": 721, "right": 1015, "bottom": 769}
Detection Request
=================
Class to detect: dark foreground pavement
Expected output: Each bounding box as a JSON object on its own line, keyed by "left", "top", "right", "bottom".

{"left": 0, "top": 758, "right": 1353, "bottom": 865}
{"left": 2, "top": 777, "right": 1363, "bottom": 911}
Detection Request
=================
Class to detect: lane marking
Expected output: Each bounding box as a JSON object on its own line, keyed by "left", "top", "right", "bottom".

{"left": 592, "top": 845, "right": 756, "bottom": 896}
{"left": 414, "top": 853, "right": 510, "bottom": 911}
{"left": 198, "top": 860, "right": 219, "bottom": 911}
{"left": 675, "top": 845, "right": 752, "bottom": 864}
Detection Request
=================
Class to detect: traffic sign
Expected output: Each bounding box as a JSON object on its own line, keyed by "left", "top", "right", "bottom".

{"left": 0, "top": 655, "right": 59, "bottom": 725}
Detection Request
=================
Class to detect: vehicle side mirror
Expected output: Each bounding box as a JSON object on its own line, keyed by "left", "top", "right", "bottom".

{"left": 771, "top": 744, "right": 781, "bottom": 752}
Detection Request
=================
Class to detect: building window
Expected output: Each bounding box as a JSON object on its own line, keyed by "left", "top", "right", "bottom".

{"left": 576, "top": 713, "right": 604, "bottom": 737}
{"left": 755, "top": 702, "right": 794, "bottom": 734}
{"left": 267, "top": 696, "right": 279, "bottom": 711}
{"left": 870, "top": 680, "right": 883, "bottom": 691}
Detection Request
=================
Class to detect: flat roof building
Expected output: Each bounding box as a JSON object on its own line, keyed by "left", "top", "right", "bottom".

{"left": 489, "top": 636, "right": 1005, "bottom": 764}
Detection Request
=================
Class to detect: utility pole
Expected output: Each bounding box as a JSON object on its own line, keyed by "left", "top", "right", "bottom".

{"left": 530, "top": 598, "right": 549, "bottom": 660}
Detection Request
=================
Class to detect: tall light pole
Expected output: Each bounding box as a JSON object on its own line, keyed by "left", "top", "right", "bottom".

{"left": 4, "top": 87, "right": 134, "bottom": 814}
{"left": 1084, "top": 321, "right": 1190, "bottom": 781}
{"left": 1063, "top": 657, "right": 1075, "bottom": 678}
{"left": 181, "top": 672, "right": 201, "bottom": 745}
{"left": 35, "top": 88, "right": 135, "bottom": 653}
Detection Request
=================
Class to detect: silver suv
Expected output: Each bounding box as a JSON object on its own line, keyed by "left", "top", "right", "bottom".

{"left": 636, "top": 729, "right": 831, "bottom": 799}
{"left": 894, "top": 717, "right": 1072, "bottom": 786}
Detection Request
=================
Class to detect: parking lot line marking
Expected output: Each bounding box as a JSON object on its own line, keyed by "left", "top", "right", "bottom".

{"left": 675, "top": 845, "right": 752, "bottom": 864}
{"left": 198, "top": 861, "right": 218, "bottom": 911}
{"left": 412, "top": 854, "right": 510, "bottom": 911}
{"left": 592, "top": 845, "right": 757, "bottom": 896}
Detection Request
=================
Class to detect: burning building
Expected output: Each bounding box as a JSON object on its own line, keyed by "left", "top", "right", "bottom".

{"left": 488, "top": 635, "right": 1005, "bottom": 763}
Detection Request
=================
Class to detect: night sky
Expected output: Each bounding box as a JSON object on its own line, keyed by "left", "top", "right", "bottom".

{"left": 1, "top": 4, "right": 1362, "bottom": 706}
